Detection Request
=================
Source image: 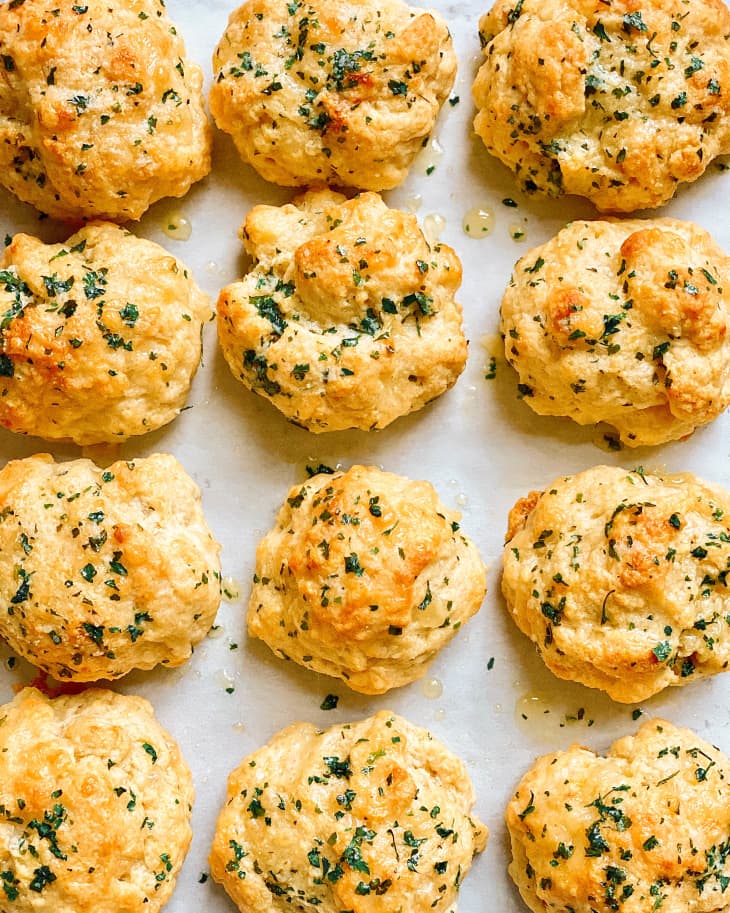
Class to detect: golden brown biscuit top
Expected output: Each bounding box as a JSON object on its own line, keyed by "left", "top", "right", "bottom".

{"left": 210, "top": 0, "right": 456, "bottom": 189}
{"left": 0, "top": 0, "right": 211, "bottom": 220}
{"left": 474, "top": 0, "right": 730, "bottom": 210}
{"left": 500, "top": 218, "right": 730, "bottom": 446}
{"left": 507, "top": 718, "right": 730, "bottom": 913}
{"left": 210, "top": 710, "right": 487, "bottom": 913}
{"left": 268, "top": 465, "right": 468, "bottom": 637}
{"left": 248, "top": 462, "right": 486, "bottom": 693}
{"left": 503, "top": 465, "right": 730, "bottom": 702}
{"left": 240, "top": 190, "right": 462, "bottom": 329}
{"left": 0, "top": 452, "right": 221, "bottom": 680}
{"left": 217, "top": 189, "right": 466, "bottom": 431}
{"left": 0, "top": 687, "right": 193, "bottom": 913}
{"left": 0, "top": 222, "right": 211, "bottom": 444}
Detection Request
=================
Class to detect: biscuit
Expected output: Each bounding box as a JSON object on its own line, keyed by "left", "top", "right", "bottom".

{"left": 503, "top": 465, "right": 730, "bottom": 703}
{"left": 210, "top": 709, "right": 487, "bottom": 913}
{"left": 217, "top": 189, "right": 467, "bottom": 432}
{"left": 472, "top": 0, "right": 730, "bottom": 212}
{"left": 500, "top": 218, "right": 730, "bottom": 447}
{"left": 0, "top": 223, "right": 211, "bottom": 445}
{"left": 248, "top": 464, "right": 486, "bottom": 694}
{"left": 506, "top": 718, "right": 730, "bottom": 913}
{"left": 209, "top": 0, "right": 456, "bottom": 190}
{"left": 0, "top": 686, "right": 193, "bottom": 913}
{"left": 0, "top": 453, "right": 221, "bottom": 681}
{"left": 0, "top": 0, "right": 211, "bottom": 222}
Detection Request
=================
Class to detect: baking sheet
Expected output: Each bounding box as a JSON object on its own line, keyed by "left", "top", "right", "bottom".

{"left": 1, "top": 0, "right": 729, "bottom": 909}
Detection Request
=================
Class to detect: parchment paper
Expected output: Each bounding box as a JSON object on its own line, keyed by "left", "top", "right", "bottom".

{"left": 0, "top": 1, "right": 729, "bottom": 909}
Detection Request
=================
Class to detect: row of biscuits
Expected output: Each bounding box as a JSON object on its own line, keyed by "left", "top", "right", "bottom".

{"left": 0, "top": 453, "right": 727, "bottom": 699}
{"left": 1, "top": 208, "right": 728, "bottom": 445}
{"left": 2, "top": 0, "right": 729, "bottom": 219}
{"left": 2, "top": 686, "right": 730, "bottom": 912}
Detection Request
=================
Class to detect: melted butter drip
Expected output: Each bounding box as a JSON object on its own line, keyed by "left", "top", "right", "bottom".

{"left": 416, "top": 137, "right": 444, "bottom": 175}
{"left": 515, "top": 689, "right": 597, "bottom": 741}
{"left": 217, "top": 669, "right": 235, "bottom": 690}
{"left": 421, "top": 677, "right": 443, "bottom": 699}
{"left": 463, "top": 207, "right": 495, "bottom": 238}
{"left": 423, "top": 213, "right": 446, "bottom": 246}
{"left": 222, "top": 577, "right": 240, "bottom": 601}
{"left": 162, "top": 211, "right": 192, "bottom": 241}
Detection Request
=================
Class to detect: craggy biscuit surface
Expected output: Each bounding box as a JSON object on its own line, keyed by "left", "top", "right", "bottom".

{"left": 217, "top": 190, "right": 467, "bottom": 432}
{"left": 0, "top": 687, "right": 193, "bottom": 913}
{"left": 507, "top": 719, "right": 730, "bottom": 913}
{"left": 0, "top": 0, "right": 211, "bottom": 221}
{"left": 210, "top": 710, "right": 487, "bottom": 913}
{"left": 0, "top": 453, "right": 221, "bottom": 681}
{"left": 473, "top": 0, "right": 730, "bottom": 212}
{"left": 210, "top": 0, "right": 456, "bottom": 190}
{"left": 248, "top": 465, "right": 486, "bottom": 693}
{"left": 0, "top": 223, "right": 211, "bottom": 445}
{"left": 500, "top": 219, "right": 730, "bottom": 447}
{"left": 503, "top": 465, "right": 730, "bottom": 703}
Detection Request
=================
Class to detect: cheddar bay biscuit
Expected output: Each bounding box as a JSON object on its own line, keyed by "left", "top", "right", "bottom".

{"left": 248, "top": 465, "right": 486, "bottom": 693}
{"left": 210, "top": 710, "right": 487, "bottom": 913}
{"left": 503, "top": 465, "right": 730, "bottom": 703}
{"left": 0, "top": 687, "right": 193, "bottom": 913}
{"left": 0, "top": 453, "right": 221, "bottom": 681}
{"left": 0, "top": 0, "right": 211, "bottom": 222}
{"left": 507, "top": 719, "right": 730, "bottom": 913}
{"left": 500, "top": 218, "right": 730, "bottom": 447}
{"left": 210, "top": 0, "right": 456, "bottom": 190}
{"left": 0, "top": 223, "right": 211, "bottom": 445}
{"left": 217, "top": 189, "right": 467, "bottom": 432}
{"left": 473, "top": 0, "right": 730, "bottom": 211}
